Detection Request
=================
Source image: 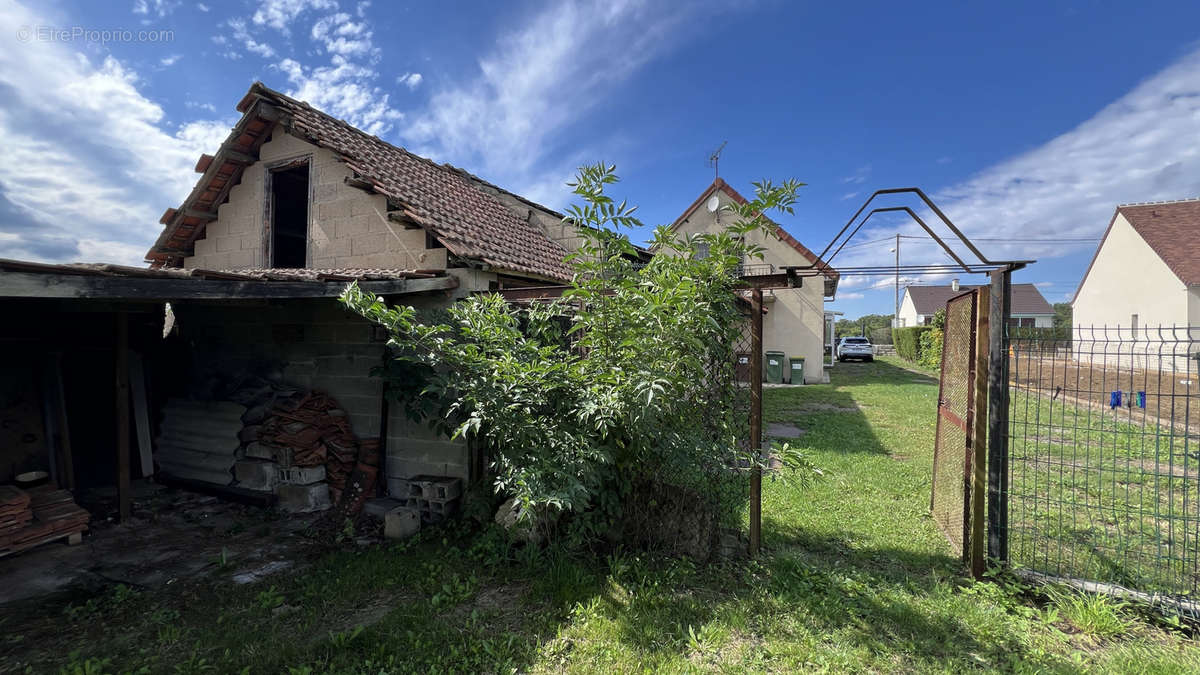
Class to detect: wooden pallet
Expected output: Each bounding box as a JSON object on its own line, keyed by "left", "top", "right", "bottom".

{"left": 0, "top": 484, "right": 89, "bottom": 558}
{"left": 0, "top": 528, "right": 83, "bottom": 558}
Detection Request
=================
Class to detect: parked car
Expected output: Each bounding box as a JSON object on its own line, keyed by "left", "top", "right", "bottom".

{"left": 836, "top": 336, "right": 874, "bottom": 362}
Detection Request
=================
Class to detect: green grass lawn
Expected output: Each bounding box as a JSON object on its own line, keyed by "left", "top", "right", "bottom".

{"left": 5, "top": 356, "right": 1200, "bottom": 673}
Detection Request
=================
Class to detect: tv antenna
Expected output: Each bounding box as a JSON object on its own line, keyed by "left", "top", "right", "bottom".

{"left": 708, "top": 140, "right": 727, "bottom": 180}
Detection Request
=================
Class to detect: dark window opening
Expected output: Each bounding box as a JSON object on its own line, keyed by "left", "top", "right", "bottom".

{"left": 425, "top": 231, "right": 445, "bottom": 249}
{"left": 271, "top": 164, "right": 309, "bottom": 268}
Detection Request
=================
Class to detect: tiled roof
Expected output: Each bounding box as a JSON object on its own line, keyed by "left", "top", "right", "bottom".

{"left": 907, "top": 283, "right": 1054, "bottom": 315}
{"left": 149, "top": 83, "right": 572, "bottom": 282}
{"left": 1117, "top": 200, "right": 1200, "bottom": 285}
{"left": 665, "top": 178, "right": 839, "bottom": 298}
{"left": 1073, "top": 199, "right": 1200, "bottom": 302}
{"left": 0, "top": 258, "right": 441, "bottom": 282}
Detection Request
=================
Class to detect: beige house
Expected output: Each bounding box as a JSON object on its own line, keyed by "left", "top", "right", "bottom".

{"left": 1073, "top": 199, "right": 1200, "bottom": 369}
{"left": 140, "top": 82, "right": 586, "bottom": 496}
{"left": 666, "top": 178, "right": 839, "bottom": 383}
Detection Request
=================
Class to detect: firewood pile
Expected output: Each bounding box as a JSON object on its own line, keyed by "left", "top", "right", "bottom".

{"left": 0, "top": 484, "right": 89, "bottom": 557}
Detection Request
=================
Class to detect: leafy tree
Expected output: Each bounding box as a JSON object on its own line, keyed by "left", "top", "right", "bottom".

{"left": 340, "top": 164, "right": 818, "bottom": 548}
{"left": 1053, "top": 302, "right": 1072, "bottom": 340}
{"left": 835, "top": 313, "right": 895, "bottom": 341}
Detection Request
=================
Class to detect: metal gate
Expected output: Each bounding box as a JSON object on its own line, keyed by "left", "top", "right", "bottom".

{"left": 931, "top": 289, "right": 987, "bottom": 565}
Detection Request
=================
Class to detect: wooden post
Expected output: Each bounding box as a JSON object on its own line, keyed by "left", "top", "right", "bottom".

{"left": 115, "top": 311, "right": 132, "bottom": 521}
{"left": 986, "top": 267, "right": 1014, "bottom": 563}
{"left": 970, "top": 290, "right": 990, "bottom": 578}
{"left": 749, "top": 288, "right": 764, "bottom": 557}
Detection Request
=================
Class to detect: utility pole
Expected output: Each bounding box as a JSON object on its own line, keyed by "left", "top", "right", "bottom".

{"left": 894, "top": 233, "right": 901, "bottom": 326}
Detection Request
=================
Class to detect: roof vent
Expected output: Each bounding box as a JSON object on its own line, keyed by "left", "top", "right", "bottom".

{"left": 951, "top": 278, "right": 959, "bottom": 292}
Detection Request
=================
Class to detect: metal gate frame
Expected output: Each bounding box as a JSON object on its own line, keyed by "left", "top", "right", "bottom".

{"left": 930, "top": 289, "right": 990, "bottom": 575}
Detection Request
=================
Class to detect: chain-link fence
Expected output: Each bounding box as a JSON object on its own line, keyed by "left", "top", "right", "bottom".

{"left": 1006, "top": 324, "right": 1200, "bottom": 619}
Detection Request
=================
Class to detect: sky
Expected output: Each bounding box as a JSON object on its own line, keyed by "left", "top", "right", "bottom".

{"left": 2, "top": 0, "right": 1200, "bottom": 317}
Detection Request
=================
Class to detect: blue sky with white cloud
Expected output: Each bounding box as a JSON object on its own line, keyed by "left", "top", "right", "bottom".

{"left": 3, "top": 0, "right": 1200, "bottom": 316}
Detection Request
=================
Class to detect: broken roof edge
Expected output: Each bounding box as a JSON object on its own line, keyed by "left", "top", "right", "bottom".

{"left": 0, "top": 258, "right": 448, "bottom": 281}
{"left": 0, "top": 258, "right": 458, "bottom": 301}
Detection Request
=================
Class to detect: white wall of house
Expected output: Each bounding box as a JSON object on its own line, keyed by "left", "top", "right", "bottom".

{"left": 1074, "top": 213, "right": 1188, "bottom": 329}
{"left": 1073, "top": 212, "right": 1192, "bottom": 371}
{"left": 184, "top": 130, "right": 447, "bottom": 272}
{"left": 671, "top": 187, "right": 829, "bottom": 383}
{"left": 896, "top": 291, "right": 921, "bottom": 327}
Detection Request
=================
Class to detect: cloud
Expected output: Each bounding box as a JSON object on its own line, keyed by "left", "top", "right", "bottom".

{"left": 826, "top": 47, "right": 1200, "bottom": 305}
{"left": 936, "top": 156, "right": 952, "bottom": 164}
{"left": 842, "top": 164, "right": 871, "bottom": 184}
{"left": 398, "top": 72, "right": 422, "bottom": 90}
{"left": 252, "top": 0, "right": 337, "bottom": 34}
{"left": 401, "top": 0, "right": 709, "bottom": 204}
{"left": 841, "top": 191, "right": 859, "bottom": 201}
{"left": 197, "top": 2, "right": 209, "bottom": 11}
{"left": 934, "top": 46, "right": 1200, "bottom": 263}
{"left": 311, "top": 12, "right": 376, "bottom": 57}
{"left": 0, "top": 1, "right": 232, "bottom": 265}
{"left": 132, "top": 0, "right": 178, "bottom": 18}
{"left": 229, "top": 18, "right": 277, "bottom": 59}
{"left": 276, "top": 56, "right": 401, "bottom": 135}
{"left": 186, "top": 100, "right": 218, "bottom": 113}
{"left": 159, "top": 53, "right": 181, "bottom": 67}
{"left": 204, "top": 2, "right": 400, "bottom": 135}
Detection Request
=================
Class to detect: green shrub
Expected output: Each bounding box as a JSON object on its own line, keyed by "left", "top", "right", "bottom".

{"left": 892, "top": 326, "right": 934, "bottom": 362}
{"left": 918, "top": 327, "right": 944, "bottom": 370}
{"left": 342, "top": 164, "right": 819, "bottom": 548}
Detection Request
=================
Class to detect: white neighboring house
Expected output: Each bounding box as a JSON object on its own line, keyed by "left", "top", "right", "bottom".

{"left": 897, "top": 280, "right": 1053, "bottom": 328}
{"left": 1073, "top": 199, "right": 1200, "bottom": 370}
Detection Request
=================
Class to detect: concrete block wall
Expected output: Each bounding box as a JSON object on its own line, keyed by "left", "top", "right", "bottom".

{"left": 173, "top": 298, "right": 469, "bottom": 492}
{"left": 184, "top": 129, "right": 447, "bottom": 271}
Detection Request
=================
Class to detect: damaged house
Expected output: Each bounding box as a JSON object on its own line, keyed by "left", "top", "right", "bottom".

{"left": 0, "top": 83, "right": 586, "bottom": 535}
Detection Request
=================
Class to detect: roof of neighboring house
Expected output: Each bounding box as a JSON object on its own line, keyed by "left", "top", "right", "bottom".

{"left": 1074, "top": 200, "right": 1200, "bottom": 300}
{"left": 665, "top": 178, "right": 839, "bottom": 297}
{"left": 147, "top": 82, "right": 572, "bottom": 282}
{"left": 906, "top": 283, "right": 1053, "bottom": 316}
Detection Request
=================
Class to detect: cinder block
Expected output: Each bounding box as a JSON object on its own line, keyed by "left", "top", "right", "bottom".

{"left": 319, "top": 200, "right": 353, "bottom": 220}
{"left": 314, "top": 184, "right": 337, "bottom": 202}
{"left": 407, "top": 475, "right": 462, "bottom": 501}
{"left": 279, "top": 465, "right": 326, "bottom": 485}
{"left": 227, "top": 249, "right": 254, "bottom": 268}
{"left": 278, "top": 483, "right": 331, "bottom": 513}
{"left": 244, "top": 442, "right": 272, "bottom": 460}
{"left": 384, "top": 507, "right": 420, "bottom": 540}
{"left": 386, "top": 476, "right": 413, "bottom": 497}
{"left": 234, "top": 459, "right": 279, "bottom": 491}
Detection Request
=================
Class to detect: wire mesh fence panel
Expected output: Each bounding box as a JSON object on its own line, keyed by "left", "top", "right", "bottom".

{"left": 931, "top": 291, "right": 978, "bottom": 557}
{"left": 1006, "top": 325, "right": 1200, "bottom": 619}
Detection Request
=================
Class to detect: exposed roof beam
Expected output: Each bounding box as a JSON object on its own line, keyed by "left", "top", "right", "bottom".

{"left": 0, "top": 272, "right": 458, "bottom": 301}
